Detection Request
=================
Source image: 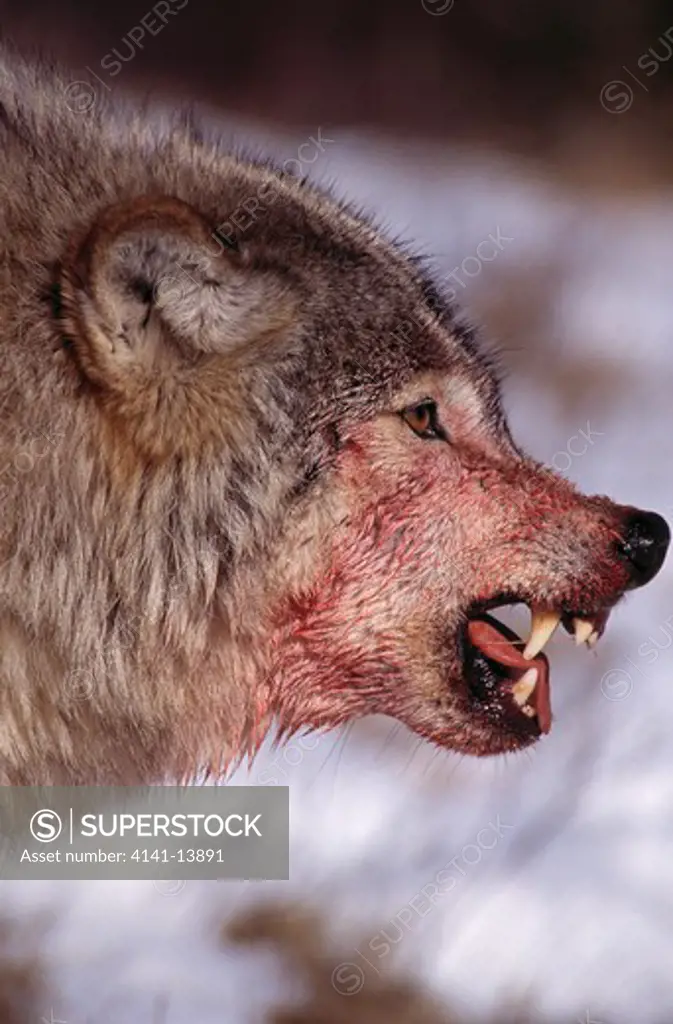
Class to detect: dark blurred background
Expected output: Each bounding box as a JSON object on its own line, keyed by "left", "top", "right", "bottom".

{"left": 3, "top": 0, "right": 673, "bottom": 186}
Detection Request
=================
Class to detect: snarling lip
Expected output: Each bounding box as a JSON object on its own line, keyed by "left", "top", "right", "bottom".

{"left": 463, "top": 598, "right": 612, "bottom": 737}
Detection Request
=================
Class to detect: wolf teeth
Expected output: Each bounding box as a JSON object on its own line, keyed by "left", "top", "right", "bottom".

{"left": 587, "top": 629, "right": 600, "bottom": 648}
{"left": 523, "top": 608, "right": 561, "bottom": 660}
{"left": 573, "top": 618, "right": 595, "bottom": 647}
{"left": 512, "top": 667, "right": 538, "bottom": 707}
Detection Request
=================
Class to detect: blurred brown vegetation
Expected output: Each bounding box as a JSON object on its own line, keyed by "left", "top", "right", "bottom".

{"left": 0, "top": 921, "right": 46, "bottom": 1024}
{"left": 0, "top": 904, "right": 617, "bottom": 1023}
{"left": 227, "top": 902, "right": 611, "bottom": 1024}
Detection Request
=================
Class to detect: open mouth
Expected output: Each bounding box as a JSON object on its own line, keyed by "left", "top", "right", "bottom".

{"left": 463, "top": 599, "right": 611, "bottom": 737}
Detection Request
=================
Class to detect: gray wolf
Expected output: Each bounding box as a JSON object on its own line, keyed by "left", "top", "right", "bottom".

{"left": 0, "top": 49, "right": 668, "bottom": 783}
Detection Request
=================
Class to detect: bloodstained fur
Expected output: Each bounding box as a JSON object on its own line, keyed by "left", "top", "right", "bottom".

{"left": 267, "top": 417, "right": 635, "bottom": 757}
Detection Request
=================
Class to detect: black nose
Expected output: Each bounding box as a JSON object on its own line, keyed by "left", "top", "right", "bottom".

{"left": 618, "top": 510, "right": 670, "bottom": 585}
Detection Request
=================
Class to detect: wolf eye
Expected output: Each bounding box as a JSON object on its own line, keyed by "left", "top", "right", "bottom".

{"left": 400, "top": 399, "right": 447, "bottom": 441}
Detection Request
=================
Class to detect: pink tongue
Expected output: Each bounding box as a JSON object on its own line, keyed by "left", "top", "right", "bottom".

{"left": 467, "top": 617, "right": 552, "bottom": 734}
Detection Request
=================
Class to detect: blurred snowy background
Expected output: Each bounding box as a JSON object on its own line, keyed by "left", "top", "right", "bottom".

{"left": 2, "top": 2, "right": 673, "bottom": 1021}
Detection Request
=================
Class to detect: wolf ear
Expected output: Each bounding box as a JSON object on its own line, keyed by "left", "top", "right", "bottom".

{"left": 60, "top": 196, "right": 294, "bottom": 396}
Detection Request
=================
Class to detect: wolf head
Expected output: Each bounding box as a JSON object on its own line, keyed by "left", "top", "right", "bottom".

{"left": 0, "top": 53, "right": 668, "bottom": 782}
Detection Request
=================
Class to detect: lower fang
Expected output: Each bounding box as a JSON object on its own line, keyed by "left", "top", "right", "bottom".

{"left": 512, "top": 667, "right": 538, "bottom": 707}
{"left": 573, "top": 619, "right": 594, "bottom": 646}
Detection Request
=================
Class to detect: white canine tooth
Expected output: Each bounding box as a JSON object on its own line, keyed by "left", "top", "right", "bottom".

{"left": 523, "top": 608, "right": 562, "bottom": 660}
{"left": 512, "top": 667, "right": 538, "bottom": 707}
{"left": 587, "top": 630, "right": 600, "bottom": 648}
{"left": 573, "top": 618, "right": 595, "bottom": 647}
